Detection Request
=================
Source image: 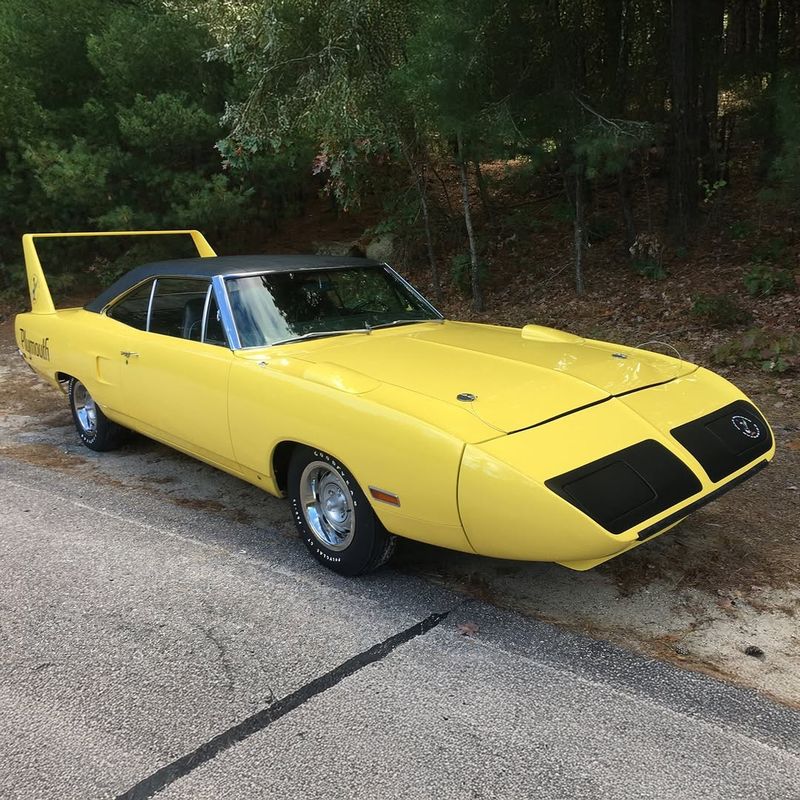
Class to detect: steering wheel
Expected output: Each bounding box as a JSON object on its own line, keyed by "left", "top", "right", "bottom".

{"left": 347, "top": 299, "right": 375, "bottom": 313}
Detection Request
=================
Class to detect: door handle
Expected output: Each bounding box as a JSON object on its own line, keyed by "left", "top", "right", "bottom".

{"left": 120, "top": 351, "right": 139, "bottom": 359}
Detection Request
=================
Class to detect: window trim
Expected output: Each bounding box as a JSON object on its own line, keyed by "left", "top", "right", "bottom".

{"left": 104, "top": 275, "right": 233, "bottom": 348}
{"left": 211, "top": 275, "right": 241, "bottom": 349}
{"left": 146, "top": 278, "right": 157, "bottom": 332}
{"left": 200, "top": 284, "right": 212, "bottom": 343}
{"left": 220, "top": 263, "right": 444, "bottom": 350}
{"left": 102, "top": 264, "right": 441, "bottom": 351}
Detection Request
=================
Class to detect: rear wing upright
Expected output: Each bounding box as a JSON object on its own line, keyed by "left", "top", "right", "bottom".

{"left": 21, "top": 229, "right": 217, "bottom": 314}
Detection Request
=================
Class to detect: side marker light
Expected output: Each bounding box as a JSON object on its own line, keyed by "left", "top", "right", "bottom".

{"left": 369, "top": 487, "right": 401, "bottom": 506}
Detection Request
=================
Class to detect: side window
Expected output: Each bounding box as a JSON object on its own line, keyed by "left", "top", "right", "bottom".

{"left": 204, "top": 292, "right": 228, "bottom": 346}
{"left": 106, "top": 281, "right": 154, "bottom": 330}
{"left": 149, "top": 278, "right": 210, "bottom": 340}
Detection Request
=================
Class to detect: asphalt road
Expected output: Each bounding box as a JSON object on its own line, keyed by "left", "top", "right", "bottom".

{"left": 1, "top": 455, "right": 799, "bottom": 800}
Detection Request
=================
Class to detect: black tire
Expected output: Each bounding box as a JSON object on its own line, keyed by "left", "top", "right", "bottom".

{"left": 67, "top": 377, "right": 127, "bottom": 452}
{"left": 288, "top": 445, "right": 396, "bottom": 576}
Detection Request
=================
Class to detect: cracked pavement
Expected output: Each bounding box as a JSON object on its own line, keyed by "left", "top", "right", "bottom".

{"left": 1, "top": 455, "right": 799, "bottom": 799}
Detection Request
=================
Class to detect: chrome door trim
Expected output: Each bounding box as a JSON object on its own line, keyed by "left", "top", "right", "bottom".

{"left": 200, "top": 284, "right": 212, "bottom": 344}
{"left": 212, "top": 275, "right": 241, "bottom": 350}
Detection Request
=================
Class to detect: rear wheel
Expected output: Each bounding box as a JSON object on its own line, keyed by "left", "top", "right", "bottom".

{"left": 288, "top": 446, "right": 396, "bottom": 575}
{"left": 67, "top": 378, "right": 126, "bottom": 452}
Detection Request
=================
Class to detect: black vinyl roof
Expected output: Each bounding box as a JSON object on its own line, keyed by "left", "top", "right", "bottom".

{"left": 85, "top": 254, "right": 382, "bottom": 312}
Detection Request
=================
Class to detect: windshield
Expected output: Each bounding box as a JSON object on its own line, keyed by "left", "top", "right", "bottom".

{"left": 225, "top": 265, "right": 440, "bottom": 347}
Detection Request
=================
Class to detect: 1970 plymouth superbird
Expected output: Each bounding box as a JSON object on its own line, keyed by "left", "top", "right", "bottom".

{"left": 16, "top": 230, "right": 775, "bottom": 574}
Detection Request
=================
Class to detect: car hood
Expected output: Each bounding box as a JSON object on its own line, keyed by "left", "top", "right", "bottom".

{"left": 256, "top": 321, "right": 697, "bottom": 434}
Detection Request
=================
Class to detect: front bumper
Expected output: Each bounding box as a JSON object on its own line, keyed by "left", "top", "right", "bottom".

{"left": 457, "top": 369, "right": 775, "bottom": 568}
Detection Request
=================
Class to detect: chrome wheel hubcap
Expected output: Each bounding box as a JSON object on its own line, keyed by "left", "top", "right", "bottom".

{"left": 73, "top": 382, "right": 97, "bottom": 435}
{"left": 299, "top": 461, "right": 355, "bottom": 550}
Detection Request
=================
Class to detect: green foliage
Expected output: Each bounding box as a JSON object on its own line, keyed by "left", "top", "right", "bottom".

{"left": 743, "top": 263, "right": 796, "bottom": 297}
{"left": 673, "top": 245, "right": 689, "bottom": 260}
{"left": 769, "top": 69, "right": 800, "bottom": 201}
{"left": 691, "top": 294, "right": 752, "bottom": 328}
{"left": 550, "top": 200, "right": 576, "bottom": 224}
{"left": 712, "top": 329, "right": 800, "bottom": 374}
{"left": 587, "top": 216, "right": 617, "bottom": 244}
{"left": 450, "top": 253, "right": 488, "bottom": 295}
{"left": 86, "top": 8, "right": 222, "bottom": 103}
{"left": 366, "top": 192, "right": 424, "bottom": 240}
{"left": 632, "top": 257, "right": 667, "bottom": 280}
{"left": 169, "top": 174, "right": 254, "bottom": 240}
{"left": 502, "top": 208, "right": 544, "bottom": 237}
{"left": 751, "top": 236, "right": 787, "bottom": 264}
{"left": 0, "top": 0, "right": 303, "bottom": 278}
{"left": 629, "top": 233, "right": 666, "bottom": 279}
{"left": 23, "top": 138, "right": 123, "bottom": 212}
{"left": 0, "top": 262, "right": 27, "bottom": 299}
{"left": 728, "top": 221, "right": 754, "bottom": 241}
{"left": 1, "top": 0, "right": 798, "bottom": 311}
{"left": 215, "top": 0, "right": 411, "bottom": 210}
{"left": 698, "top": 178, "right": 727, "bottom": 204}
{"left": 118, "top": 94, "right": 220, "bottom": 158}
{"left": 396, "top": 0, "right": 505, "bottom": 152}
{"left": 498, "top": 157, "right": 554, "bottom": 195}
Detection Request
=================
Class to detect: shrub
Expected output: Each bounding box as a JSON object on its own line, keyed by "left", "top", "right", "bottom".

{"left": 450, "top": 253, "right": 489, "bottom": 295}
{"left": 743, "top": 263, "right": 796, "bottom": 296}
{"left": 632, "top": 257, "right": 666, "bottom": 280}
{"left": 751, "top": 236, "right": 787, "bottom": 264}
{"left": 691, "top": 293, "right": 752, "bottom": 327}
{"left": 728, "top": 220, "right": 754, "bottom": 241}
{"left": 712, "top": 329, "right": 800, "bottom": 373}
{"left": 629, "top": 233, "right": 666, "bottom": 279}
{"left": 587, "top": 215, "right": 616, "bottom": 243}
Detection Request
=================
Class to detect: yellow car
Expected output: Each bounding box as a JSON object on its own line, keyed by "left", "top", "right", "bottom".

{"left": 16, "top": 230, "right": 775, "bottom": 575}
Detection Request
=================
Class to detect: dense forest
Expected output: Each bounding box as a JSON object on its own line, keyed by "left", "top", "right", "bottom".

{"left": 0, "top": 0, "right": 798, "bottom": 340}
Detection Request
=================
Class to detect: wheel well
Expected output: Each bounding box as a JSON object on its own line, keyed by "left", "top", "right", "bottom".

{"left": 272, "top": 440, "right": 300, "bottom": 493}
{"left": 55, "top": 372, "right": 72, "bottom": 393}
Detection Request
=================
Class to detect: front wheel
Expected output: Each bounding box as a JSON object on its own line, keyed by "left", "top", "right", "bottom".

{"left": 67, "top": 378, "right": 126, "bottom": 452}
{"left": 288, "top": 446, "right": 396, "bottom": 575}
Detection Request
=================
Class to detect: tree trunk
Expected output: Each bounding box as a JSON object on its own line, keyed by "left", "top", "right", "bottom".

{"left": 473, "top": 159, "right": 492, "bottom": 222}
{"left": 618, "top": 167, "right": 636, "bottom": 252}
{"left": 698, "top": 0, "right": 724, "bottom": 183}
{"left": 606, "top": 0, "right": 636, "bottom": 253}
{"left": 457, "top": 130, "right": 483, "bottom": 312}
{"left": 418, "top": 165, "right": 441, "bottom": 302}
{"left": 399, "top": 138, "right": 441, "bottom": 301}
{"left": 759, "top": 0, "right": 781, "bottom": 176}
{"left": 603, "top": 0, "right": 631, "bottom": 111}
{"left": 668, "top": 0, "right": 700, "bottom": 242}
{"left": 574, "top": 162, "right": 586, "bottom": 295}
{"left": 781, "top": 0, "right": 800, "bottom": 62}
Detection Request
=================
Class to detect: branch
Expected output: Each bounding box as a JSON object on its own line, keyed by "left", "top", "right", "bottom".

{"left": 573, "top": 95, "right": 642, "bottom": 138}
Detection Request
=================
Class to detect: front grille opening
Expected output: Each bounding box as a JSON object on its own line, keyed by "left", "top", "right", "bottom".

{"left": 546, "top": 440, "right": 702, "bottom": 534}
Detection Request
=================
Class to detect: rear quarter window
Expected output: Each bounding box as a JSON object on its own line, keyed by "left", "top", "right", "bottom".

{"left": 106, "top": 281, "right": 154, "bottom": 330}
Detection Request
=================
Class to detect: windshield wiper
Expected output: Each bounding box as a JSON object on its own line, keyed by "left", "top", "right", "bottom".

{"left": 367, "top": 318, "right": 445, "bottom": 331}
{"left": 271, "top": 327, "right": 370, "bottom": 346}
{"left": 271, "top": 318, "right": 443, "bottom": 345}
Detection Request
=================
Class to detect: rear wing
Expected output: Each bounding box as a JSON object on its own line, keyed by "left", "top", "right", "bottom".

{"left": 21, "top": 229, "right": 217, "bottom": 314}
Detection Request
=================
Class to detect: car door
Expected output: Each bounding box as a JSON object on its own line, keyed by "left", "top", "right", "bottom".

{"left": 80, "top": 280, "right": 155, "bottom": 417}
{"left": 114, "top": 277, "right": 237, "bottom": 469}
